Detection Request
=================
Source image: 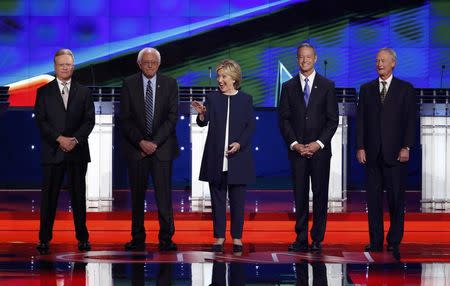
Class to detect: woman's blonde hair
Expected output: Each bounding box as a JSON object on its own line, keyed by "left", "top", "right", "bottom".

{"left": 216, "top": 59, "right": 242, "bottom": 90}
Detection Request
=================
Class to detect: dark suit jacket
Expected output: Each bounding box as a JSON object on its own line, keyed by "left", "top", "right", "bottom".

{"left": 197, "top": 91, "right": 255, "bottom": 185}
{"left": 119, "top": 72, "right": 179, "bottom": 162}
{"left": 34, "top": 79, "right": 95, "bottom": 164}
{"left": 279, "top": 73, "right": 338, "bottom": 160}
{"left": 356, "top": 77, "right": 416, "bottom": 165}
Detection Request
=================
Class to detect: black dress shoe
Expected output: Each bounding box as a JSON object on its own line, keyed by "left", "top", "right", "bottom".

{"left": 233, "top": 244, "right": 243, "bottom": 253}
{"left": 124, "top": 240, "right": 146, "bottom": 251}
{"left": 364, "top": 244, "right": 383, "bottom": 252}
{"left": 310, "top": 241, "right": 322, "bottom": 251}
{"left": 392, "top": 248, "right": 401, "bottom": 261}
{"left": 158, "top": 241, "right": 178, "bottom": 251}
{"left": 288, "top": 241, "right": 309, "bottom": 252}
{"left": 36, "top": 241, "right": 49, "bottom": 254}
{"left": 78, "top": 241, "right": 91, "bottom": 251}
{"left": 387, "top": 244, "right": 399, "bottom": 252}
{"left": 212, "top": 243, "right": 224, "bottom": 252}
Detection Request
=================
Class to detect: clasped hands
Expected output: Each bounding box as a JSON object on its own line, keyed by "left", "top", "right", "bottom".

{"left": 293, "top": 142, "right": 320, "bottom": 158}
{"left": 57, "top": 136, "right": 77, "bottom": 152}
{"left": 140, "top": 140, "right": 158, "bottom": 157}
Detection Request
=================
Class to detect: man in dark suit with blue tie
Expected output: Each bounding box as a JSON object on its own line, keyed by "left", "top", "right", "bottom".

{"left": 356, "top": 48, "right": 416, "bottom": 254}
{"left": 120, "top": 47, "right": 179, "bottom": 251}
{"left": 34, "top": 48, "right": 95, "bottom": 254}
{"left": 279, "top": 43, "right": 338, "bottom": 252}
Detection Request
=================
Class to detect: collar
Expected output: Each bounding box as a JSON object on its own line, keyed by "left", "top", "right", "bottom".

{"left": 378, "top": 74, "right": 393, "bottom": 86}
{"left": 142, "top": 73, "right": 157, "bottom": 85}
{"left": 299, "top": 70, "right": 316, "bottom": 83}
{"left": 56, "top": 78, "right": 71, "bottom": 86}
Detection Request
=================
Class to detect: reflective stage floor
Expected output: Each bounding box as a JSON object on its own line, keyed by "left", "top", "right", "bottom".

{"left": 1, "top": 243, "right": 450, "bottom": 285}
{"left": 0, "top": 190, "right": 449, "bottom": 285}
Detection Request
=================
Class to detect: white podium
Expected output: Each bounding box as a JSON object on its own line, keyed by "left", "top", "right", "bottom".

{"left": 421, "top": 263, "right": 450, "bottom": 285}
{"left": 310, "top": 115, "right": 348, "bottom": 208}
{"left": 86, "top": 102, "right": 114, "bottom": 211}
{"left": 191, "top": 263, "right": 214, "bottom": 286}
{"left": 190, "top": 114, "right": 211, "bottom": 210}
{"left": 86, "top": 262, "right": 113, "bottom": 286}
{"left": 421, "top": 116, "right": 450, "bottom": 210}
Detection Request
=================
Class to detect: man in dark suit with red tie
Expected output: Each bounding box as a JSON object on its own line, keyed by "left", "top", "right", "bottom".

{"left": 279, "top": 43, "right": 339, "bottom": 252}
{"left": 34, "top": 49, "right": 95, "bottom": 254}
{"left": 119, "top": 47, "right": 179, "bottom": 251}
{"left": 356, "top": 48, "right": 417, "bottom": 254}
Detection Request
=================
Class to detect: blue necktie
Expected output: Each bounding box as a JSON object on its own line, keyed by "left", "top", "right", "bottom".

{"left": 145, "top": 80, "right": 154, "bottom": 136}
{"left": 304, "top": 77, "right": 310, "bottom": 105}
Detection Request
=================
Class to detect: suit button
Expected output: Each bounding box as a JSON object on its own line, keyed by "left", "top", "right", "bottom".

{"left": 305, "top": 116, "right": 309, "bottom": 120}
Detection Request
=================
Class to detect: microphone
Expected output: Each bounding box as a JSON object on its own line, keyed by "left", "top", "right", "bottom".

{"left": 208, "top": 66, "right": 212, "bottom": 88}
{"left": 324, "top": 60, "right": 328, "bottom": 78}
{"left": 441, "top": 64, "right": 446, "bottom": 89}
{"left": 90, "top": 65, "right": 96, "bottom": 87}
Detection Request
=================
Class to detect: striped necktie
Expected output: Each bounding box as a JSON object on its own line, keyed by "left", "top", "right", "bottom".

{"left": 145, "top": 80, "right": 154, "bottom": 136}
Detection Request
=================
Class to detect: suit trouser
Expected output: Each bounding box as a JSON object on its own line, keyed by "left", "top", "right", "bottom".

{"left": 131, "top": 263, "right": 172, "bottom": 286}
{"left": 295, "top": 262, "right": 328, "bottom": 286}
{"left": 211, "top": 262, "right": 246, "bottom": 286}
{"left": 366, "top": 157, "right": 407, "bottom": 247}
{"left": 128, "top": 156, "right": 175, "bottom": 243}
{"left": 39, "top": 161, "right": 89, "bottom": 242}
{"left": 209, "top": 172, "right": 246, "bottom": 239}
{"left": 290, "top": 153, "right": 331, "bottom": 244}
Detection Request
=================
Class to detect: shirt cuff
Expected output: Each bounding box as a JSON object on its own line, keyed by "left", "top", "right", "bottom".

{"left": 290, "top": 141, "right": 299, "bottom": 150}
{"left": 316, "top": 140, "right": 324, "bottom": 149}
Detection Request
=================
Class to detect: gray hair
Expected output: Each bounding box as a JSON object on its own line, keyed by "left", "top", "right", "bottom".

{"left": 137, "top": 47, "right": 161, "bottom": 64}
{"left": 378, "top": 47, "right": 397, "bottom": 62}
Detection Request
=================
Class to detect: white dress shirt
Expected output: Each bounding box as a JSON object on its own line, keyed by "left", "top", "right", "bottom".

{"left": 223, "top": 91, "right": 238, "bottom": 171}
{"left": 56, "top": 78, "right": 71, "bottom": 94}
{"left": 379, "top": 74, "right": 393, "bottom": 94}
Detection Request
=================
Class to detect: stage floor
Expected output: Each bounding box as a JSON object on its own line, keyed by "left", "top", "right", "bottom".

{"left": 0, "top": 189, "right": 428, "bottom": 213}
{"left": 0, "top": 189, "right": 449, "bottom": 285}
{"left": 1, "top": 243, "right": 450, "bottom": 285}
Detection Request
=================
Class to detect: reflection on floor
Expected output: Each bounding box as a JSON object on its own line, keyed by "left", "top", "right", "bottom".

{"left": 0, "top": 190, "right": 449, "bottom": 285}
{"left": 0, "top": 243, "right": 450, "bottom": 285}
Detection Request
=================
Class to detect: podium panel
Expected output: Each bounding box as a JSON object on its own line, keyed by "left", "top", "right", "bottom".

{"left": 311, "top": 115, "right": 348, "bottom": 208}
{"left": 190, "top": 114, "right": 211, "bottom": 210}
{"left": 86, "top": 102, "right": 114, "bottom": 211}
{"left": 421, "top": 116, "right": 450, "bottom": 210}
